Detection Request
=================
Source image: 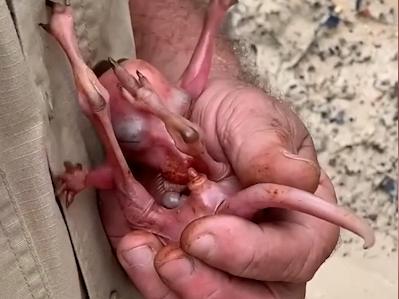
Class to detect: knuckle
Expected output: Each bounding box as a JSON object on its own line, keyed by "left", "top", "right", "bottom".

{"left": 117, "top": 230, "right": 159, "bottom": 253}
{"left": 205, "top": 287, "right": 223, "bottom": 299}
{"left": 286, "top": 240, "right": 321, "bottom": 283}
{"left": 236, "top": 248, "right": 257, "bottom": 277}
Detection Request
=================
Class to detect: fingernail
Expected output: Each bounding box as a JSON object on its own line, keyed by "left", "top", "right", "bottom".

{"left": 188, "top": 233, "right": 215, "bottom": 257}
{"left": 158, "top": 256, "right": 194, "bottom": 279}
{"left": 121, "top": 245, "right": 154, "bottom": 268}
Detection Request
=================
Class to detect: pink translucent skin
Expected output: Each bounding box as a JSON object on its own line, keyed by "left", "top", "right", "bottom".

{"left": 51, "top": 2, "right": 375, "bottom": 248}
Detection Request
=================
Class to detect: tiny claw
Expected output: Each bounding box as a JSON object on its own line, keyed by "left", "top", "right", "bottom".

{"left": 56, "top": 182, "right": 67, "bottom": 196}
{"left": 136, "top": 70, "right": 150, "bottom": 88}
{"left": 111, "top": 63, "right": 140, "bottom": 98}
{"left": 136, "top": 70, "right": 145, "bottom": 81}
{"left": 76, "top": 163, "right": 83, "bottom": 170}
{"left": 108, "top": 57, "right": 118, "bottom": 69}
{"left": 65, "top": 192, "right": 75, "bottom": 208}
{"left": 38, "top": 23, "right": 50, "bottom": 33}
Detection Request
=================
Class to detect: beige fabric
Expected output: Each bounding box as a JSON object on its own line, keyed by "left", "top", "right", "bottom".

{"left": 0, "top": 0, "right": 142, "bottom": 298}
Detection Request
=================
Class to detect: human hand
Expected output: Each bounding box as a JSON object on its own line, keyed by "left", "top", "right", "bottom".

{"left": 96, "top": 0, "right": 342, "bottom": 297}
{"left": 44, "top": 1, "right": 355, "bottom": 297}
{"left": 100, "top": 76, "right": 340, "bottom": 299}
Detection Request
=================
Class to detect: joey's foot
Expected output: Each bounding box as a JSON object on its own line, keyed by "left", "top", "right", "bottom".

{"left": 56, "top": 161, "right": 88, "bottom": 207}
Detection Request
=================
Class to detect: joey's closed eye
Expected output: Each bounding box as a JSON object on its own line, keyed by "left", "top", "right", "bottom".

{"left": 113, "top": 118, "right": 148, "bottom": 148}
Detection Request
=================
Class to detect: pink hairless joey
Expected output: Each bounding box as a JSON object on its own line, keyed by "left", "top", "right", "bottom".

{"left": 49, "top": 1, "right": 375, "bottom": 248}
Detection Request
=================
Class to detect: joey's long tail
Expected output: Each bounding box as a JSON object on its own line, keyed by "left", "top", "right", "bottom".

{"left": 218, "top": 183, "right": 375, "bottom": 249}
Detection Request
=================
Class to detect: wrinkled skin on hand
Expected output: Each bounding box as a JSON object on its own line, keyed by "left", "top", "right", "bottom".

{"left": 49, "top": 1, "right": 375, "bottom": 298}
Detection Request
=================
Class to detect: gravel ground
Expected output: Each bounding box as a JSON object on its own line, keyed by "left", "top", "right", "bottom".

{"left": 224, "top": 0, "right": 398, "bottom": 257}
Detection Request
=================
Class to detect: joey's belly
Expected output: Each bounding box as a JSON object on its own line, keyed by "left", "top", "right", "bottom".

{"left": 123, "top": 144, "right": 208, "bottom": 185}
{"left": 112, "top": 112, "right": 210, "bottom": 184}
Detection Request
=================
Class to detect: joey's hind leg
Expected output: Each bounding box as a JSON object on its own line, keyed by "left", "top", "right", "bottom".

{"left": 48, "top": 3, "right": 158, "bottom": 218}
{"left": 179, "top": 0, "right": 238, "bottom": 99}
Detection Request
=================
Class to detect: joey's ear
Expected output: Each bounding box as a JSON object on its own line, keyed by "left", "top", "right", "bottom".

{"left": 93, "top": 58, "right": 129, "bottom": 77}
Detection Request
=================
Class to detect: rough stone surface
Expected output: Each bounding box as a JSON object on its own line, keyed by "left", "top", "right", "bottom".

{"left": 225, "top": 0, "right": 398, "bottom": 257}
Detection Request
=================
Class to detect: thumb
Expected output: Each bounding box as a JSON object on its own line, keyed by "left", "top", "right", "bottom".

{"left": 180, "top": 214, "right": 337, "bottom": 283}
{"left": 241, "top": 144, "right": 320, "bottom": 192}
{"left": 116, "top": 231, "right": 177, "bottom": 299}
{"left": 215, "top": 86, "right": 320, "bottom": 192}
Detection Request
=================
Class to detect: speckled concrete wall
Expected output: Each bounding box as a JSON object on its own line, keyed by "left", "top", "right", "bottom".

{"left": 225, "top": 0, "right": 398, "bottom": 256}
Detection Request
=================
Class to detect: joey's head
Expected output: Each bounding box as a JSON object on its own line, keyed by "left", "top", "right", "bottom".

{"left": 96, "top": 58, "right": 205, "bottom": 184}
